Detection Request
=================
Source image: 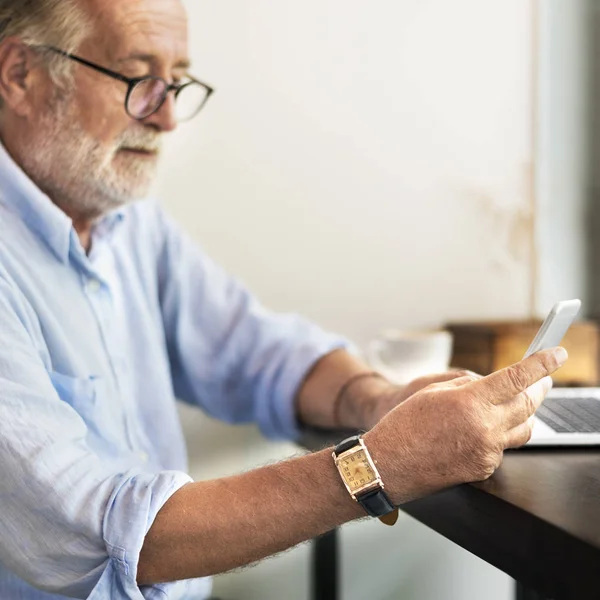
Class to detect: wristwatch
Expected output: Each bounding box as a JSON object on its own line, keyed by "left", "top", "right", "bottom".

{"left": 333, "top": 435, "right": 399, "bottom": 526}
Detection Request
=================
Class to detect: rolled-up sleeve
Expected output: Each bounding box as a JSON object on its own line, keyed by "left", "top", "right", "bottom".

{"left": 0, "top": 275, "right": 192, "bottom": 599}
{"left": 156, "top": 207, "right": 351, "bottom": 440}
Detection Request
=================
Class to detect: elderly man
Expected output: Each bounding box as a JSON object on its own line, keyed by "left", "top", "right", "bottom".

{"left": 0, "top": 0, "right": 565, "bottom": 599}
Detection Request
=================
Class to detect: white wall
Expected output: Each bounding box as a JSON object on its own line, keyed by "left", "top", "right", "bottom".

{"left": 156, "top": 0, "right": 536, "bottom": 347}
{"left": 154, "top": 1, "right": 537, "bottom": 599}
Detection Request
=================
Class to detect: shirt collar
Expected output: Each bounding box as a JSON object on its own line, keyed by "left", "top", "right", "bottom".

{"left": 0, "top": 141, "right": 126, "bottom": 264}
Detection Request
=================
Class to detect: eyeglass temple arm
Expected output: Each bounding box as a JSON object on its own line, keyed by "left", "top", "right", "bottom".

{"left": 43, "top": 45, "right": 215, "bottom": 98}
{"left": 43, "top": 46, "right": 131, "bottom": 85}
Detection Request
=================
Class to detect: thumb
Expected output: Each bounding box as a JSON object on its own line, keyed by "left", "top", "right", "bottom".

{"left": 467, "top": 347, "right": 567, "bottom": 405}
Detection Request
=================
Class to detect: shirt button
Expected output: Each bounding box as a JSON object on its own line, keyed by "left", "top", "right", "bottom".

{"left": 86, "top": 279, "right": 101, "bottom": 293}
{"left": 138, "top": 451, "right": 149, "bottom": 463}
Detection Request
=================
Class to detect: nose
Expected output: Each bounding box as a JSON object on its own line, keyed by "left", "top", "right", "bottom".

{"left": 143, "top": 91, "right": 178, "bottom": 133}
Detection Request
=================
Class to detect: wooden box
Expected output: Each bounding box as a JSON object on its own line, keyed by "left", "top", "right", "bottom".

{"left": 446, "top": 320, "right": 600, "bottom": 387}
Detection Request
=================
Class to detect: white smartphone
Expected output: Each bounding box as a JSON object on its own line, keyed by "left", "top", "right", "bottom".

{"left": 522, "top": 299, "right": 582, "bottom": 359}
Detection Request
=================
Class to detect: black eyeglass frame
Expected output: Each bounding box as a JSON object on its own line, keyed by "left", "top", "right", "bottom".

{"left": 37, "top": 45, "right": 214, "bottom": 122}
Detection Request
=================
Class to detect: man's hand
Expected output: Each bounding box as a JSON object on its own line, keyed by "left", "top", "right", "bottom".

{"left": 365, "top": 369, "right": 482, "bottom": 429}
{"left": 364, "top": 347, "right": 567, "bottom": 505}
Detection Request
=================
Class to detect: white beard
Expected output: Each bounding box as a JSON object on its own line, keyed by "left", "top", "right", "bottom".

{"left": 21, "top": 91, "right": 162, "bottom": 219}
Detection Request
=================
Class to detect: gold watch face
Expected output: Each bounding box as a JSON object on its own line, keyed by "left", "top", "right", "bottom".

{"left": 338, "top": 449, "right": 378, "bottom": 492}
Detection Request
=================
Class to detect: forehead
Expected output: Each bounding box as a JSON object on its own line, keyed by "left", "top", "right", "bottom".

{"left": 82, "top": 0, "right": 189, "bottom": 62}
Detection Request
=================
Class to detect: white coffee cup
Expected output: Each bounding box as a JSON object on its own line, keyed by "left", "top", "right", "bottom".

{"left": 366, "top": 329, "right": 454, "bottom": 385}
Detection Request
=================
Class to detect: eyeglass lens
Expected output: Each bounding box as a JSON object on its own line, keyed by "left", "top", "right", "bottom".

{"left": 127, "top": 78, "right": 209, "bottom": 122}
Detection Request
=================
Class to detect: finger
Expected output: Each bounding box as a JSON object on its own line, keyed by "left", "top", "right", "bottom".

{"left": 500, "top": 376, "right": 553, "bottom": 430}
{"left": 451, "top": 368, "right": 484, "bottom": 380}
{"left": 504, "top": 416, "right": 536, "bottom": 449}
{"left": 469, "top": 347, "right": 567, "bottom": 405}
{"left": 428, "top": 374, "right": 479, "bottom": 390}
{"left": 423, "top": 370, "right": 481, "bottom": 385}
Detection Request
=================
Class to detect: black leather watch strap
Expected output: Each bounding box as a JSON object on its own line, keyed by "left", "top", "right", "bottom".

{"left": 333, "top": 435, "right": 396, "bottom": 518}
{"left": 355, "top": 487, "right": 396, "bottom": 518}
{"left": 333, "top": 435, "right": 361, "bottom": 456}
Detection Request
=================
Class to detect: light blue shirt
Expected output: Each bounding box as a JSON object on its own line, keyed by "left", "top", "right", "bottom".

{"left": 0, "top": 143, "right": 346, "bottom": 600}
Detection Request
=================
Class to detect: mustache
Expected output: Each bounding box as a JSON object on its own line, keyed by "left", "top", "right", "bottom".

{"left": 116, "top": 130, "right": 163, "bottom": 153}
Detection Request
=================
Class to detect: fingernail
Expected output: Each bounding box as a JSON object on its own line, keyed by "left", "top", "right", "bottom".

{"left": 554, "top": 347, "right": 568, "bottom": 366}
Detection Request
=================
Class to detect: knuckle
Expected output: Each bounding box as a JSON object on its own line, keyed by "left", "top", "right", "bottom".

{"left": 477, "top": 456, "right": 500, "bottom": 480}
{"left": 470, "top": 420, "right": 498, "bottom": 455}
{"left": 506, "top": 418, "right": 535, "bottom": 448}
{"left": 480, "top": 467, "right": 495, "bottom": 480}
{"left": 505, "top": 365, "right": 530, "bottom": 393}
{"left": 513, "top": 421, "right": 534, "bottom": 448}
{"left": 454, "top": 419, "right": 503, "bottom": 482}
{"left": 455, "top": 370, "right": 473, "bottom": 379}
{"left": 479, "top": 417, "right": 496, "bottom": 440}
{"left": 468, "top": 398, "right": 493, "bottom": 428}
{"left": 465, "top": 370, "right": 483, "bottom": 380}
{"left": 521, "top": 389, "right": 536, "bottom": 417}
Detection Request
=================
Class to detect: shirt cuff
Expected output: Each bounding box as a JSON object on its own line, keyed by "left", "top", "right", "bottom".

{"left": 266, "top": 335, "right": 356, "bottom": 441}
{"left": 87, "top": 469, "right": 194, "bottom": 600}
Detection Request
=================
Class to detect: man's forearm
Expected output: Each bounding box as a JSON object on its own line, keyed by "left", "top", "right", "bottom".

{"left": 137, "top": 448, "right": 364, "bottom": 584}
{"left": 138, "top": 350, "right": 393, "bottom": 585}
{"left": 295, "top": 349, "right": 392, "bottom": 430}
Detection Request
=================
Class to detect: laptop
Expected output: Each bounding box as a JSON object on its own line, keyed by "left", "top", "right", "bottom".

{"left": 522, "top": 298, "right": 600, "bottom": 446}
{"left": 527, "top": 387, "right": 600, "bottom": 446}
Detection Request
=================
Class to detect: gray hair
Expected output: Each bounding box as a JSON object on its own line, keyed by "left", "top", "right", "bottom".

{"left": 0, "top": 0, "right": 90, "bottom": 90}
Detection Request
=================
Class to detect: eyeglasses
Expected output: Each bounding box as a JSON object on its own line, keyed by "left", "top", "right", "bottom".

{"left": 38, "top": 46, "right": 214, "bottom": 122}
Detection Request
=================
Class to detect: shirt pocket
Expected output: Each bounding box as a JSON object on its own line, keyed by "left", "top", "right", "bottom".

{"left": 49, "top": 371, "right": 125, "bottom": 449}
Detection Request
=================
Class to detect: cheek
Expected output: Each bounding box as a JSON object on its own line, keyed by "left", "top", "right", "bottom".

{"left": 71, "top": 78, "right": 132, "bottom": 146}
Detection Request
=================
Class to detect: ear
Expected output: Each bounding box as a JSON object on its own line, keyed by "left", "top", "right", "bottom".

{"left": 0, "top": 39, "right": 41, "bottom": 117}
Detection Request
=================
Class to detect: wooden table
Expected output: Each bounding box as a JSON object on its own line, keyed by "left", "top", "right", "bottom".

{"left": 303, "top": 431, "right": 600, "bottom": 600}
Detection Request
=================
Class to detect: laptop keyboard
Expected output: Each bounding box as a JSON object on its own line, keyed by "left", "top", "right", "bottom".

{"left": 537, "top": 396, "right": 600, "bottom": 433}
